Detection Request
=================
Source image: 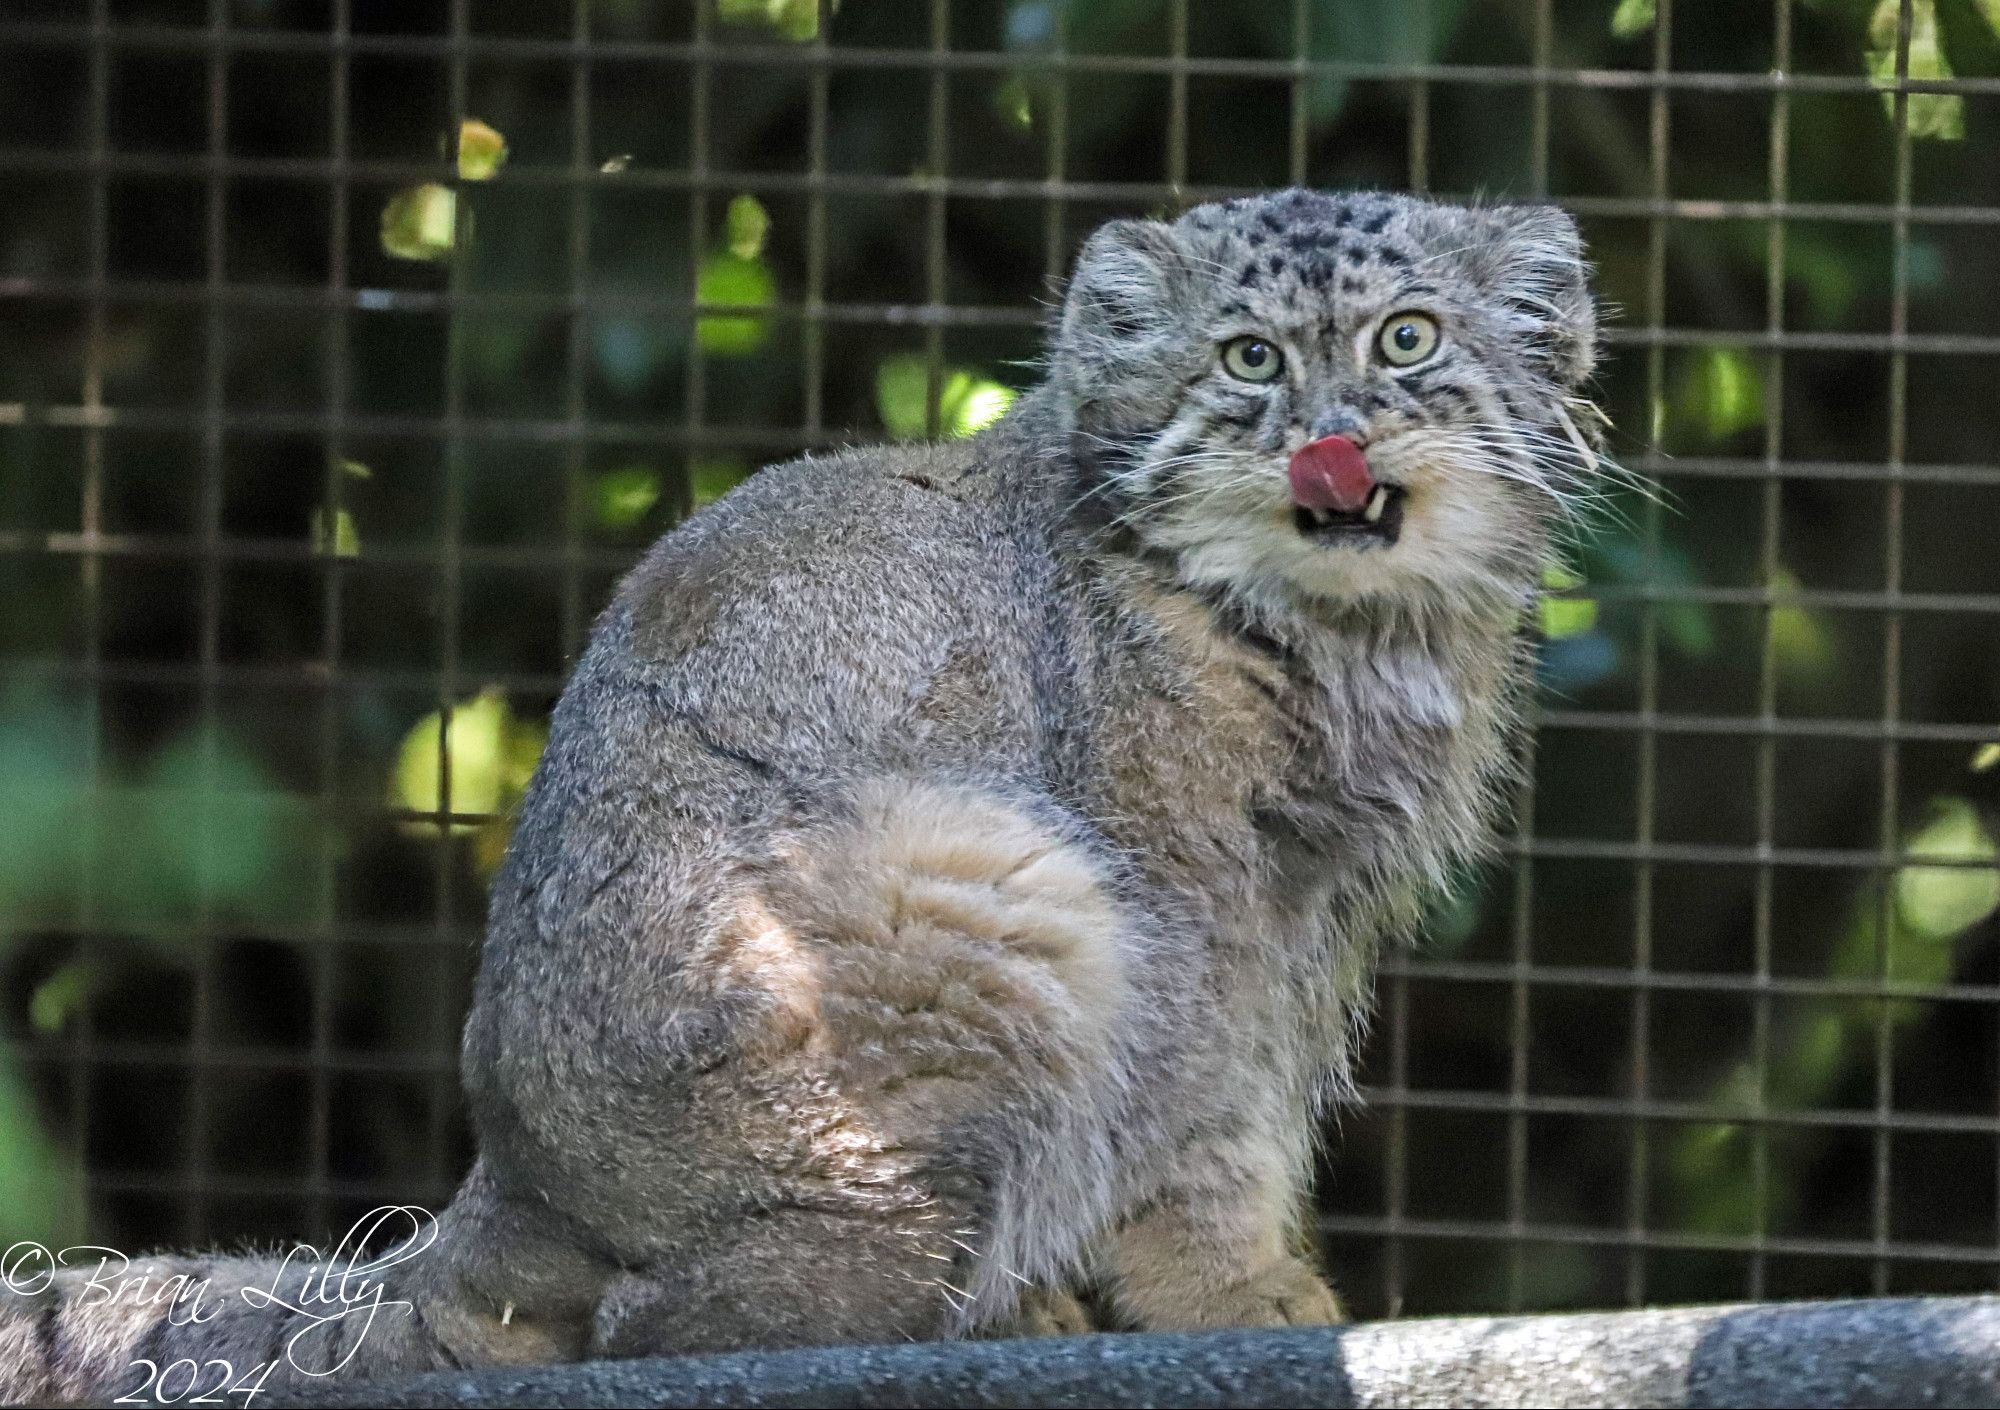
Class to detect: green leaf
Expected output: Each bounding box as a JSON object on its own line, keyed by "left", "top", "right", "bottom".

{"left": 717, "top": 0, "right": 829, "bottom": 42}
{"left": 593, "top": 467, "right": 661, "bottom": 529}
{"left": 1782, "top": 230, "right": 1866, "bottom": 327}
{"left": 993, "top": 74, "right": 1035, "bottom": 132}
{"left": 1423, "top": 884, "right": 1485, "bottom": 955}
{"left": 1685, "top": 347, "right": 1766, "bottom": 442}
{"left": 1766, "top": 568, "right": 1837, "bottom": 679}
{"left": 0, "top": 687, "right": 323, "bottom": 941}
{"left": 380, "top": 183, "right": 458, "bottom": 261}
{"left": 1540, "top": 563, "right": 1599, "bottom": 640}
{"left": 692, "top": 459, "right": 750, "bottom": 507}
{"left": 1973, "top": 742, "right": 2000, "bottom": 772}
{"left": 0, "top": 687, "right": 92, "bottom": 919}
{"left": 28, "top": 960, "right": 98, "bottom": 1035}
{"left": 875, "top": 354, "right": 1018, "bottom": 440}
{"left": 1589, "top": 537, "right": 1716, "bottom": 660}
{"left": 1936, "top": 0, "right": 2000, "bottom": 80}
{"left": 1611, "top": 0, "right": 1657, "bottom": 38}
{"left": 695, "top": 252, "right": 776, "bottom": 357}
{"left": 875, "top": 355, "right": 932, "bottom": 439}
{"left": 140, "top": 731, "right": 302, "bottom": 920}
{"left": 457, "top": 118, "right": 509, "bottom": 181}
{"left": 387, "top": 688, "right": 545, "bottom": 877}
{"left": 389, "top": 688, "right": 514, "bottom": 834}
{"left": 725, "top": 194, "right": 770, "bottom": 262}
{"left": 1868, "top": 0, "right": 1966, "bottom": 141}
{"left": 952, "top": 377, "right": 1017, "bottom": 436}
{"left": 1897, "top": 797, "right": 2000, "bottom": 940}
{"left": 309, "top": 506, "right": 360, "bottom": 557}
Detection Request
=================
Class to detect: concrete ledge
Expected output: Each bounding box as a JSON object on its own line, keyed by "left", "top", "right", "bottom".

{"left": 280, "top": 1294, "right": 2000, "bottom": 1409}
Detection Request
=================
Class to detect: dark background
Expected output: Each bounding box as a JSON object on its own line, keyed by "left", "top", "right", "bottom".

{"left": 1, "top": 0, "right": 1998, "bottom": 1320}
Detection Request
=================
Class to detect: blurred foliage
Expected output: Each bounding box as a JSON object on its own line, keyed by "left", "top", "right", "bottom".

{"left": 1670, "top": 794, "right": 1998, "bottom": 1239}
{"left": 718, "top": 0, "right": 830, "bottom": 43}
{"left": 594, "top": 466, "right": 664, "bottom": 528}
{"left": 389, "top": 688, "right": 547, "bottom": 876}
{"left": 724, "top": 193, "right": 770, "bottom": 262}
{"left": 695, "top": 192, "right": 777, "bottom": 361}
{"left": 0, "top": 686, "right": 323, "bottom": 1243}
{"left": 1611, "top": 0, "right": 1659, "bottom": 37}
{"left": 1869, "top": 0, "right": 1965, "bottom": 140}
{"left": 0, "top": 688, "right": 320, "bottom": 946}
{"left": 457, "top": 119, "right": 510, "bottom": 182}
{"left": 380, "top": 183, "right": 458, "bottom": 262}
{"left": 309, "top": 506, "right": 362, "bottom": 557}
{"left": 1766, "top": 569, "right": 1838, "bottom": 680}
{"left": 1677, "top": 349, "right": 1766, "bottom": 444}
{"left": 1540, "top": 564, "right": 1599, "bottom": 641}
{"left": 696, "top": 253, "right": 777, "bottom": 357}
{"left": 875, "top": 355, "right": 1018, "bottom": 441}
{"left": 1896, "top": 798, "right": 2000, "bottom": 949}
{"left": 693, "top": 459, "right": 753, "bottom": 507}
{"left": 2, "top": 0, "right": 1999, "bottom": 1315}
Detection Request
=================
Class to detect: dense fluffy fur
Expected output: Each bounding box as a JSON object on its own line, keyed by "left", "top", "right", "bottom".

{"left": 1, "top": 188, "right": 1600, "bottom": 1399}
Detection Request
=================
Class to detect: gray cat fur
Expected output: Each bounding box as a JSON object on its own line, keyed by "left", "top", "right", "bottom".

{"left": 0, "top": 187, "right": 1600, "bottom": 1404}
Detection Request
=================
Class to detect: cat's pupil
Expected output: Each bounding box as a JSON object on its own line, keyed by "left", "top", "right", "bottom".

{"left": 1243, "top": 342, "right": 1267, "bottom": 365}
{"left": 1394, "top": 323, "right": 1420, "bottom": 351}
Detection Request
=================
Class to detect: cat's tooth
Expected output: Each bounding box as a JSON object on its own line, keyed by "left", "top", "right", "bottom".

{"left": 1363, "top": 486, "right": 1389, "bottom": 524}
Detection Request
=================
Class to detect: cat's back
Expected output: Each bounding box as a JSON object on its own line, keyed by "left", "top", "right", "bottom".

{"left": 624, "top": 439, "right": 1023, "bottom": 672}
{"left": 488, "top": 430, "right": 1077, "bottom": 939}
{"left": 613, "top": 433, "right": 1064, "bottom": 762}
{"left": 464, "top": 426, "right": 1090, "bottom": 1140}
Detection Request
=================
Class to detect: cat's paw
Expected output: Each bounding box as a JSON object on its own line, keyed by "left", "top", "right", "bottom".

{"left": 1132, "top": 1256, "right": 1346, "bottom": 1331}
{"left": 983, "top": 1285, "right": 1098, "bottom": 1338}
{"left": 1221, "top": 1257, "right": 1346, "bottom": 1327}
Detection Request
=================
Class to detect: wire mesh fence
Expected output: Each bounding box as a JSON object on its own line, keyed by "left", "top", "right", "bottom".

{"left": 0, "top": 0, "right": 1997, "bottom": 1323}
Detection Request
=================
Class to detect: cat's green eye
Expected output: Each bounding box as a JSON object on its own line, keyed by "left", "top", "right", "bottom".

{"left": 1221, "top": 335, "right": 1284, "bottom": 383}
{"left": 1377, "top": 311, "right": 1441, "bottom": 368}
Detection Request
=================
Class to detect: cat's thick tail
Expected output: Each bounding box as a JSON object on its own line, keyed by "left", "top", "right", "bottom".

{"left": 0, "top": 1162, "right": 607, "bottom": 1404}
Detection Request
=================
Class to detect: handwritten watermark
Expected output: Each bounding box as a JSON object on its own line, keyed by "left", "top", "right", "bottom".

{"left": 3, "top": 1205, "right": 439, "bottom": 1405}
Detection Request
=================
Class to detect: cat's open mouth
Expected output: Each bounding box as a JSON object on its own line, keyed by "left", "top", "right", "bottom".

{"left": 1292, "top": 484, "right": 1405, "bottom": 547}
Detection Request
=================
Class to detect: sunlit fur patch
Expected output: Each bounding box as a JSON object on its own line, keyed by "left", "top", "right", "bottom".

{"left": 708, "top": 777, "right": 1131, "bottom": 1328}
{"left": 762, "top": 778, "right": 1131, "bottom": 1051}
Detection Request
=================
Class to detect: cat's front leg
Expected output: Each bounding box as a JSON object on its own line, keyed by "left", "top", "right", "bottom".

{"left": 1103, "top": 1126, "right": 1344, "bottom": 1331}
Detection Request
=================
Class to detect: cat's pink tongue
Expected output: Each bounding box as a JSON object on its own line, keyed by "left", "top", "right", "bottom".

{"left": 1288, "top": 435, "right": 1376, "bottom": 513}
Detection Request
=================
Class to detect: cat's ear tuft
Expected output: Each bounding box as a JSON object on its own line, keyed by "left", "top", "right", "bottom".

{"left": 1464, "top": 202, "right": 1597, "bottom": 389}
{"left": 1051, "top": 217, "right": 1195, "bottom": 436}
{"left": 1057, "top": 218, "right": 1189, "bottom": 353}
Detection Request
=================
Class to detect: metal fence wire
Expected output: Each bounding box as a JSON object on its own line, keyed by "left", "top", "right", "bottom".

{"left": 1, "top": 0, "right": 1998, "bottom": 1323}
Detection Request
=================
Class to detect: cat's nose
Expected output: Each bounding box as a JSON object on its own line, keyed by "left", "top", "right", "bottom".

{"left": 1310, "top": 408, "right": 1369, "bottom": 446}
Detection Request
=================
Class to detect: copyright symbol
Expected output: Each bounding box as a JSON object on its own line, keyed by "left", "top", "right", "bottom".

{"left": 1, "top": 1243, "right": 54, "bottom": 1297}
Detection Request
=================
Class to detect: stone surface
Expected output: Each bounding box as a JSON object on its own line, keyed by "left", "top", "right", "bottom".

{"left": 278, "top": 1295, "right": 2000, "bottom": 1409}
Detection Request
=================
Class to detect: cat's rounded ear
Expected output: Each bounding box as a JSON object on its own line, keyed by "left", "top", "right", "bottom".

{"left": 1465, "top": 202, "right": 1597, "bottom": 389}
{"left": 1056, "top": 218, "right": 1190, "bottom": 362}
